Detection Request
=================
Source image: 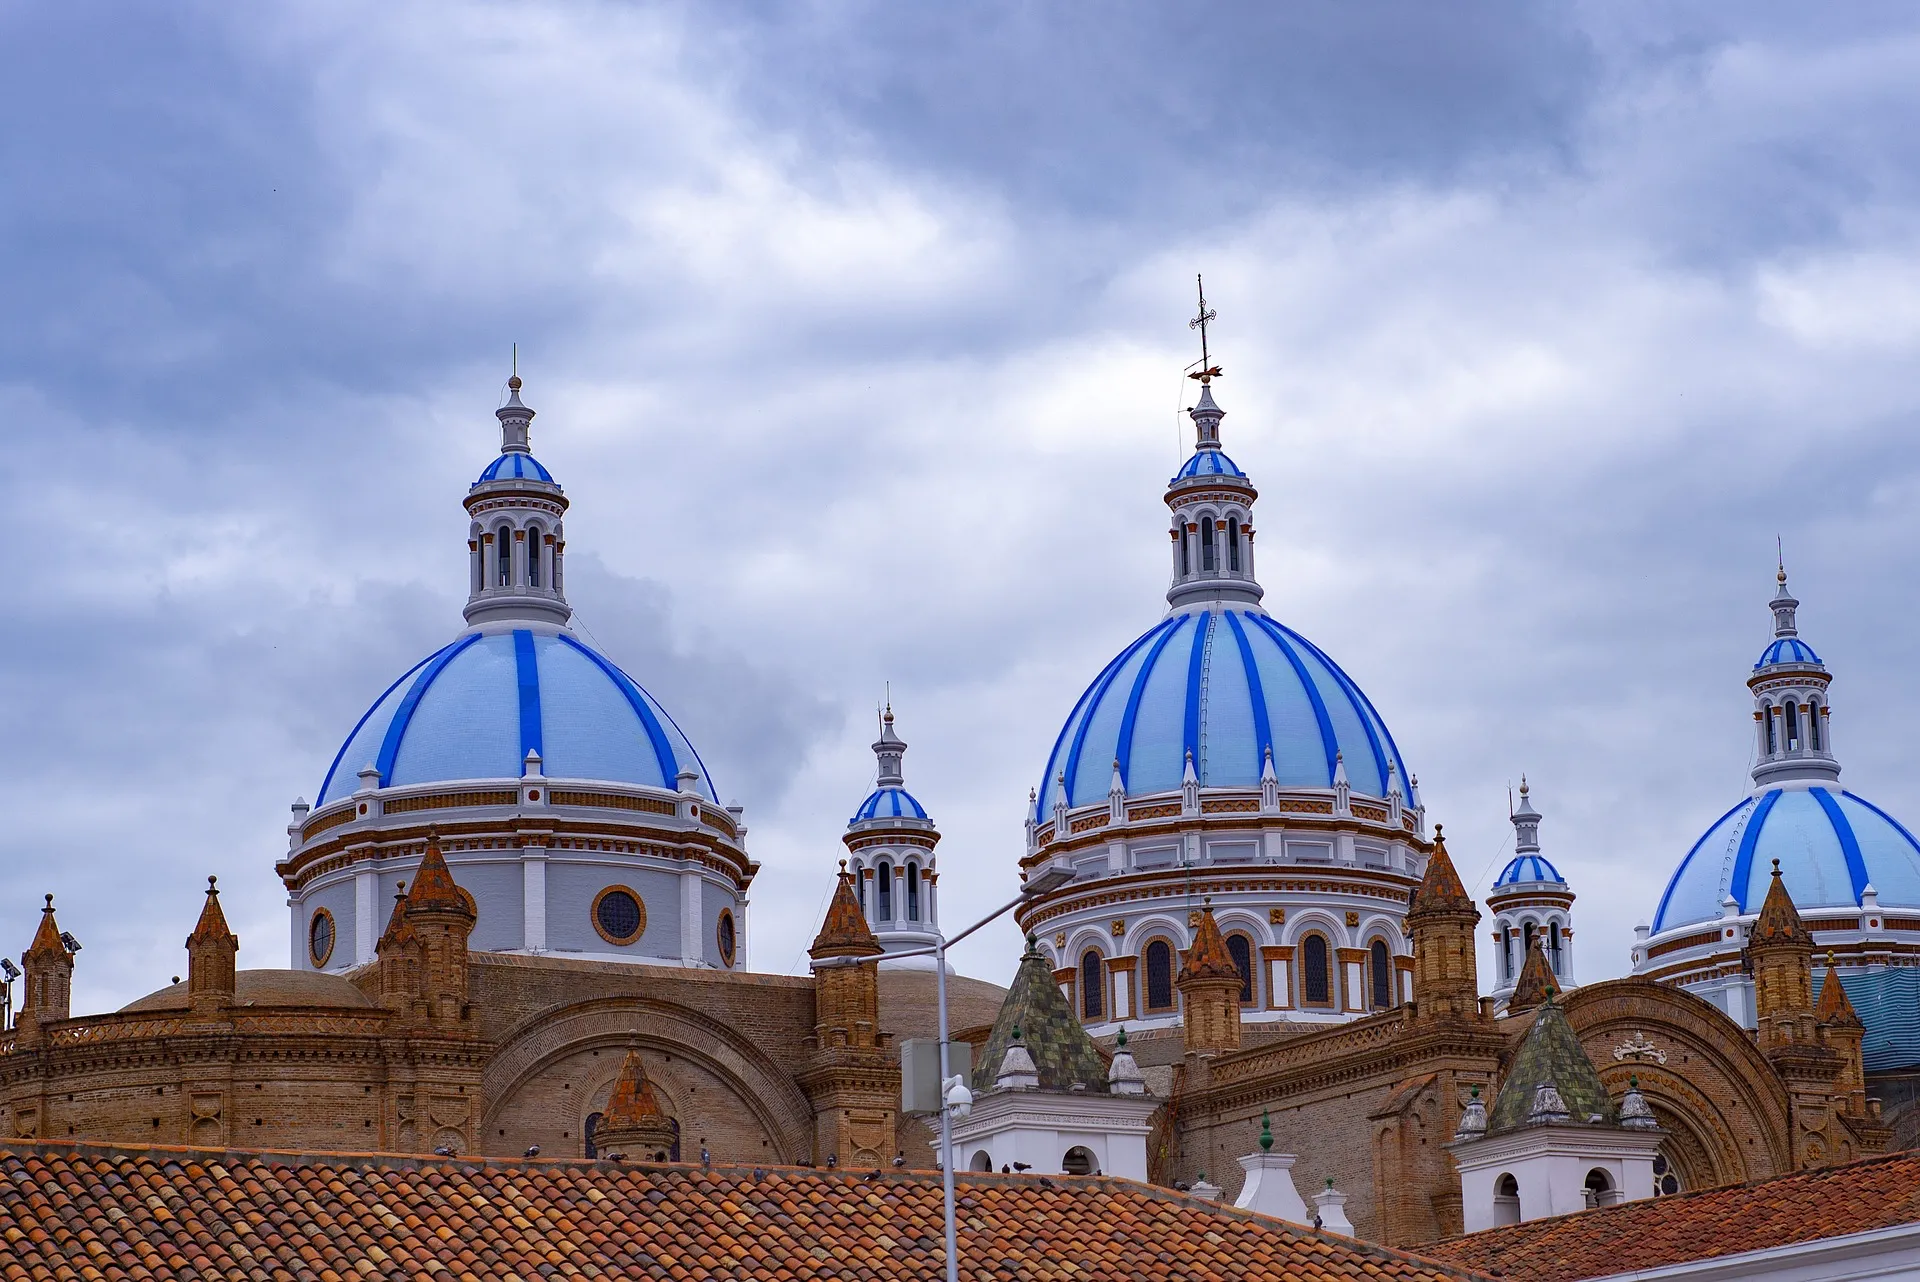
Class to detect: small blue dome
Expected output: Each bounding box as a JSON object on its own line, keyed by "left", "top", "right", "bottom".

{"left": 1036, "top": 607, "right": 1414, "bottom": 817}
{"left": 1494, "top": 854, "right": 1565, "bottom": 887}
{"left": 1172, "top": 448, "right": 1245, "bottom": 481}
{"left": 1755, "top": 637, "right": 1821, "bottom": 668}
{"left": 1653, "top": 786, "right": 1920, "bottom": 933}
{"left": 852, "top": 787, "right": 929, "bottom": 823}
{"left": 476, "top": 451, "right": 556, "bottom": 484}
{"left": 318, "top": 629, "right": 714, "bottom": 807}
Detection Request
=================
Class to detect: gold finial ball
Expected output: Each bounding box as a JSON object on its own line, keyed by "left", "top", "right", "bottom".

{"left": 507, "top": 374, "right": 523, "bottom": 390}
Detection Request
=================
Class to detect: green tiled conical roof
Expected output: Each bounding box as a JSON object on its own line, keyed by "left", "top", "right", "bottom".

{"left": 972, "top": 939, "right": 1109, "bottom": 1093}
{"left": 1489, "top": 993, "right": 1617, "bottom": 1132}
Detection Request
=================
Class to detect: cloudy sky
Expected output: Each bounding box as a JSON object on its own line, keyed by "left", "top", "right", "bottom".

{"left": 6, "top": 2, "right": 1920, "bottom": 1011}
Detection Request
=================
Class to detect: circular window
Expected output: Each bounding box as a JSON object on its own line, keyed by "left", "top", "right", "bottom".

{"left": 1652, "top": 1152, "right": 1681, "bottom": 1197}
{"left": 593, "top": 886, "right": 646, "bottom": 945}
{"left": 716, "top": 909, "right": 737, "bottom": 967}
{"left": 309, "top": 908, "right": 336, "bottom": 968}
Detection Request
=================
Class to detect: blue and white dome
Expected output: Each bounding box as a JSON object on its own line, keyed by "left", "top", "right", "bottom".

{"left": 318, "top": 628, "right": 715, "bottom": 807}
{"left": 477, "top": 451, "right": 556, "bottom": 484}
{"left": 1173, "top": 449, "right": 1245, "bottom": 480}
{"left": 1494, "top": 853, "right": 1564, "bottom": 887}
{"left": 1756, "top": 637, "right": 1820, "bottom": 668}
{"left": 1652, "top": 787, "right": 1920, "bottom": 933}
{"left": 852, "top": 786, "right": 928, "bottom": 823}
{"left": 1035, "top": 606, "right": 1414, "bottom": 816}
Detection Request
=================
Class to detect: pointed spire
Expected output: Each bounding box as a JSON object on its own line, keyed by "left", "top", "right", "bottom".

{"left": 603, "top": 1048, "right": 670, "bottom": 1130}
{"left": 378, "top": 881, "right": 415, "bottom": 951}
{"left": 1261, "top": 744, "right": 1278, "bottom": 784}
{"left": 1180, "top": 899, "right": 1240, "bottom": 983}
{"left": 187, "top": 876, "right": 235, "bottom": 946}
{"left": 1618, "top": 1076, "right": 1660, "bottom": 1130}
{"left": 26, "top": 895, "right": 66, "bottom": 962}
{"left": 1771, "top": 557, "right": 1799, "bottom": 638}
{"left": 1816, "top": 956, "right": 1864, "bottom": 1029}
{"left": 1409, "top": 826, "right": 1474, "bottom": 917}
{"left": 1489, "top": 996, "right": 1615, "bottom": 1132}
{"left": 406, "top": 831, "right": 472, "bottom": 917}
{"left": 1107, "top": 1028, "right": 1147, "bottom": 1095}
{"left": 873, "top": 701, "right": 907, "bottom": 787}
{"left": 1453, "top": 1085, "right": 1489, "bottom": 1141}
{"left": 497, "top": 370, "right": 535, "bottom": 454}
{"left": 1511, "top": 776, "right": 1542, "bottom": 854}
{"left": 1331, "top": 751, "right": 1349, "bottom": 788}
{"left": 995, "top": 1026, "right": 1040, "bottom": 1091}
{"left": 810, "top": 862, "right": 882, "bottom": 961}
{"left": 1751, "top": 859, "right": 1814, "bottom": 947}
{"left": 1507, "top": 939, "right": 1557, "bottom": 1013}
{"left": 973, "top": 937, "right": 1110, "bottom": 1092}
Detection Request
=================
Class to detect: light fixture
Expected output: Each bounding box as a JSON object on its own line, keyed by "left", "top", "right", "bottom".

{"left": 0, "top": 959, "right": 17, "bottom": 982}
{"left": 59, "top": 933, "right": 81, "bottom": 953}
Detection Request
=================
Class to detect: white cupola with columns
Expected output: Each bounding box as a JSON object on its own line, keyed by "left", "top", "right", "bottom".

{"left": 843, "top": 704, "right": 942, "bottom": 968}
{"left": 1487, "top": 778, "right": 1576, "bottom": 1003}
{"left": 1749, "top": 564, "right": 1838, "bottom": 787}
{"left": 464, "top": 374, "right": 571, "bottom": 628}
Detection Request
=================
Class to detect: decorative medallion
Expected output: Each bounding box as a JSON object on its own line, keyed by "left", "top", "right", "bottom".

{"left": 1611, "top": 1032, "right": 1668, "bottom": 1064}
{"left": 1269, "top": 908, "right": 1285, "bottom": 924}
{"left": 1110, "top": 919, "right": 1126, "bottom": 937}
{"left": 1345, "top": 911, "right": 1360, "bottom": 927}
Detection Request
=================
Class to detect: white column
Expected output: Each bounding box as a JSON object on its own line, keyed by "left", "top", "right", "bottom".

{"left": 681, "top": 869, "right": 702, "bottom": 965}
{"left": 355, "top": 869, "right": 378, "bottom": 965}
{"left": 288, "top": 899, "right": 302, "bottom": 969}
{"left": 522, "top": 851, "right": 548, "bottom": 952}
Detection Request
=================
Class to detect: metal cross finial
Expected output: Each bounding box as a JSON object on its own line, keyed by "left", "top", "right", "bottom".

{"left": 1188, "top": 274, "right": 1222, "bottom": 382}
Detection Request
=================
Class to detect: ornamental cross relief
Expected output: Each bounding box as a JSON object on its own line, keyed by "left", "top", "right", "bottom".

{"left": 1611, "top": 1032, "right": 1668, "bottom": 1064}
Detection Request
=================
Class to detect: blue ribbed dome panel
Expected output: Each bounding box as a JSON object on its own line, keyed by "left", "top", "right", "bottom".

{"left": 1756, "top": 637, "right": 1821, "bottom": 668}
{"left": 476, "top": 451, "right": 556, "bottom": 484}
{"left": 1036, "top": 608, "right": 1415, "bottom": 818}
{"left": 1495, "top": 854, "right": 1564, "bottom": 887}
{"left": 853, "top": 787, "right": 929, "bottom": 822}
{"left": 1173, "top": 449, "right": 1246, "bottom": 480}
{"left": 317, "top": 630, "right": 715, "bottom": 807}
{"left": 1653, "top": 787, "right": 1920, "bottom": 932}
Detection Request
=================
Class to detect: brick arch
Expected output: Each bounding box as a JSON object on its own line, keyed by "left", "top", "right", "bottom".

{"left": 481, "top": 995, "right": 815, "bottom": 1161}
{"left": 1560, "top": 978, "right": 1793, "bottom": 1185}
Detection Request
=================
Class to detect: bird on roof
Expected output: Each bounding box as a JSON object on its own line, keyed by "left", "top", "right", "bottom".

{"left": 892, "top": 1154, "right": 906, "bottom": 1168}
{"left": 524, "top": 1145, "right": 540, "bottom": 1159}
{"left": 1012, "top": 1162, "right": 1032, "bottom": 1172}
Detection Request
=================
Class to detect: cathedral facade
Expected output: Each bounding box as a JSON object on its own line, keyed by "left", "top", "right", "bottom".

{"left": 0, "top": 320, "right": 1909, "bottom": 1247}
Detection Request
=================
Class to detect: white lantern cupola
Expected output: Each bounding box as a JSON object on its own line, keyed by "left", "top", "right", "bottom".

{"left": 1749, "top": 563, "right": 1838, "bottom": 787}
{"left": 1487, "top": 777, "right": 1576, "bottom": 1003}
{"left": 464, "top": 374, "right": 572, "bottom": 628}
{"left": 843, "top": 704, "right": 943, "bottom": 967}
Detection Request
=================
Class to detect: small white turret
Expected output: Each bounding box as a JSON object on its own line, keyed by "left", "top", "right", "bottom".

{"left": 1488, "top": 777, "right": 1577, "bottom": 1003}
{"left": 843, "top": 703, "right": 943, "bottom": 967}
{"left": 463, "top": 373, "right": 573, "bottom": 629}
{"left": 1749, "top": 562, "right": 1839, "bottom": 787}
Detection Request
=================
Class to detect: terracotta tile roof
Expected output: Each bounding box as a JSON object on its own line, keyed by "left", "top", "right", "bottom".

{"left": 810, "top": 862, "right": 882, "bottom": 959}
{"left": 1816, "top": 959, "right": 1864, "bottom": 1029}
{"left": 1408, "top": 829, "right": 1475, "bottom": 917}
{"left": 1424, "top": 1149, "right": 1920, "bottom": 1282}
{"left": 1750, "top": 859, "right": 1813, "bottom": 947}
{"left": 24, "top": 895, "right": 66, "bottom": 963}
{"left": 185, "top": 877, "right": 235, "bottom": 946}
{"left": 974, "top": 938, "right": 1111, "bottom": 1092}
{"left": 0, "top": 1140, "right": 1492, "bottom": 1282}
{"left": 378, "top": 880, "right": 416, "bottom": 949}
{"left": 406, "top": 832, "right": 471, "bottom": 916}
{"left": 1504, "top": 941, "right": 1557, "bottom": 1014}
{"left": 1179, "top": 902, "right": 1240, "bottom": 983}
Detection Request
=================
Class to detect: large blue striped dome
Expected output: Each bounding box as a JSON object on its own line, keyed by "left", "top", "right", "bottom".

{"left": 1652, "top": 786, "right": 1920, "bottom": 933}
{"left": 1035, "top": 607, "right": 1414, "bottom": 817}
{"left": 317, "top": 628, "right": 714, "bottom": 807}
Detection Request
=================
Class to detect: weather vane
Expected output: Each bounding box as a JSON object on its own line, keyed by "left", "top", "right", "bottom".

{"left": 1189, "top": 274, "right": 1222, "bottom": 383}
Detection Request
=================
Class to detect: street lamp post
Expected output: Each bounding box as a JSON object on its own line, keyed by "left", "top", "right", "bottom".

{"left": 821, "top": 860, "right": 1075, "bottom": 1282}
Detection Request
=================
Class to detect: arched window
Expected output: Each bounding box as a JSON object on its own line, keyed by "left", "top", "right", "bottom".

{"left": 1081, "top": 950, "right": 1104, "bottom": 1020}
{"left": 584, "top": 1111, "right": 603, "bottom": 1158}
{"left": 906, "top": 864, "right": 921, "bottom": 922}
{"left": 1302, "top": 934, "right": 1331, "bottom": 1006}
{"left": 1370, "top": 939, "right": 1391, "bottom": 1009}
{"left": 1785, "top": 702, "right": 1801, "bottom": 751}
{"left": 1145, "top": 940, "right": 1175, "bottom": 1011}
{"left": 527, "top": 528, "right": 542, "bottom": 587}
{"left": 1522, "top": 921, "right": 1537, "bottom": 959}
{"left": 1062, "top": 1146, "right": 1098, "bottom": 1176}
{"left": 1502, "top": 928, "right": 1514, "bottom": 982}
{"left": 876, "top": 861, "right": 893, "bottom": 920}
{"left": 855, "top": 865, "right": 867, "bottom": 916}
{"left": 1226, "top": 933, "right": 1255, "bottom": 1004}
{"left": 1584, "top": 1168, "right": 1614, "bottom": 1209}
{"left": 1764, "top": 703, "right": 1777, "bottom": 753}
{"left": 1227, "top": 518, "right": 1241, "bottom": 572}
{"left": 1178, "top": 527, "right": 1190, "bottom": 576}
{"left": 1200, "top": 518, "right": 1216, "bottom": 572}
{"left": 1494, "top": 1173, "right": 1521, "bottom": 1226}
{"left": 1549, "top": 922, "right": 1563, "bottom": 974}
{"left": 496, "top": 526, "right": 514, "bottom": 587}
{"left": 1810, "top": 702, "right": 1822, "bottom": 750}
{"left": 970, "top": 1150, "right": 994, "bottom": 1172}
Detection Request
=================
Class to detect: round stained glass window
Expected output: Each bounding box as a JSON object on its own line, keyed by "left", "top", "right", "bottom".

{"left": 1653, "top": 1152, "right": 1681, "bottom": 1196}
{"left": 309, "top": 909, "right": 335, "bottom": 968}
{"left": 717, "top": 909, "right": 737, "bottom": 966}
{"left": 593, "top": 887, "right": 645, "bottom": 944}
